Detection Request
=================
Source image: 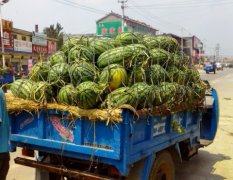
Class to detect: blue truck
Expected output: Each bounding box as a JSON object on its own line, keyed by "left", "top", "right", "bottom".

{"left": 8, "top": 86, "right": 219, "bottom": 180}
{"left": 204, "top": 64, "right": 216, "bottom": 74}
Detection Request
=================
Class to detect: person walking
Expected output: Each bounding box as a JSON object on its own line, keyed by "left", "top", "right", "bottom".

{"left": 0, "top": 88, "right": 10, "bottom": 180}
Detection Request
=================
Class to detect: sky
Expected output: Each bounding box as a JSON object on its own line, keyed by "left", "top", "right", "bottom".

{"left": 2, "top": 0, "right": 233, "bottom": 57}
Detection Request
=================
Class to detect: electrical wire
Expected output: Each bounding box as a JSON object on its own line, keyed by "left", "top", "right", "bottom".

{"left": 128, "top": 0, "right": 233, "bottom": 9}
{"left": 51, "top": 0, "right": 108, "bottom": 15}
{"left": 128, "top": 0, "right": 190, "bottom": 36}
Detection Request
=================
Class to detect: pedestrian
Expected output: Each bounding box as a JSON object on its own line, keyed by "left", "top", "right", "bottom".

{"left": 213, "top": 61, "right": 217, "bottom": 74}
{"left": 0, "top": 88, "right": 10, "bottom": 180}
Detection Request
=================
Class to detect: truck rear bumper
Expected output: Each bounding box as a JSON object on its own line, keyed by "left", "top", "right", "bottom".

{"left": 14, "top": 157, "right": 114, "bottom": 180}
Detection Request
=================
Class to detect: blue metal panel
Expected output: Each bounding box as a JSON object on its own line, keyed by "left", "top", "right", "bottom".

{"left": 0, "top": 89, "right": 10, "bottom": 153}
{"left": 10, "top": 108, "right": 203, "bottom": 176}
{"left": 10, "top": 110, "right": 122, "bottom": 160}
{"left": 200, "top": 88, "right": 219, "bottom": 141}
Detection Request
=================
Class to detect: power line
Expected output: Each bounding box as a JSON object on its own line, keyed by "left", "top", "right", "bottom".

{"left": 51, "top": 0, "right": 107, "bottom": 15}
{"left": 128, "top": 0, "right": 192, "bottom": 36}
{"left": 128, "top": 0, "right": 233, "bottom": 9}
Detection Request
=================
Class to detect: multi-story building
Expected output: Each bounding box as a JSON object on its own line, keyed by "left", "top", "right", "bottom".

{"left": 12, "top": 28, "right": 32, "bottom": 72}
{"left": 96, "top": 12, "right": 158, "bottom": 37}
{"left": 0, "top": 21, "right": 57, "bottom": 74}
{"left": 183, "top": 36, "right": 204, "bottom": 65}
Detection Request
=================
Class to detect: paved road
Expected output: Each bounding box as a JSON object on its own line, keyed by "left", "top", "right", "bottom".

{"left": 176, "top": 68, "right": 233, "bottom": 180}
{"left": 6, "top": 68, "right": 233, "bottom": 180}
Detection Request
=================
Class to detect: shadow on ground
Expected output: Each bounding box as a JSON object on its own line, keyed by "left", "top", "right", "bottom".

{"left": 175, "top": 150, "right": 231, "bottom": 180}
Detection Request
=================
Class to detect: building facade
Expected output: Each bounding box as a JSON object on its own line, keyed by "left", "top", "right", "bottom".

{"left": 183, "top": 36, "right": 204, "bottom": 65}
{"left": 0, "top": 21, "right": 57, "bottom": 74}
{"left": 96, "top": 12, "right": 158, "bottom": 37}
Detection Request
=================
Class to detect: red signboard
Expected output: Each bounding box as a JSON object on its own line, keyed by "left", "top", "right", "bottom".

{"left": 0, "top": 30, "right": 13, "bottom": 50}
{"left": 47, "top": 40, "right": 57, "bottom": 54}
{"left": 32, "top": 45, "right": 47, "bottom": 54}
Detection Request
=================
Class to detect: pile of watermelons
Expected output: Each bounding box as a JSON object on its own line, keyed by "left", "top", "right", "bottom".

{"left": 10, "top": 32, "right": 207, "bottom": 110}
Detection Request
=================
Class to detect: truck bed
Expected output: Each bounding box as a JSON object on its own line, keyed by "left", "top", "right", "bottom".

{"left": 10, "top": 108, "right": 202, "bottom": 176}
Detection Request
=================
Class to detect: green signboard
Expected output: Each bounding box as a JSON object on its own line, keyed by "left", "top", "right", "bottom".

{"left": 96, "top": 21, "right": 128, "bottom": 37}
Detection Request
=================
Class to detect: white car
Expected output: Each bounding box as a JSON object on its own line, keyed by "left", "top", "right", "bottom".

{"left": 216, "top": 63, "right": 223, "bottom": 71}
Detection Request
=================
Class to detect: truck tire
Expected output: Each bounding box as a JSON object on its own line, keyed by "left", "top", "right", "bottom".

{"left": 149, "top": 151, "right": 175, "bottom": 180}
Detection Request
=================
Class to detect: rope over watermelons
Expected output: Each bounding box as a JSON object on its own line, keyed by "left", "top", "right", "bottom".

{"left": 8, "top": 33, "right": 208, "bottom": 128}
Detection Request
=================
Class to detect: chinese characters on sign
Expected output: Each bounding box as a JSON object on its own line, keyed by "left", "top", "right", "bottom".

{"left": 32, "top": 45, "right": 47, "bottom": 54}
{"left": 0, "top": 30, "right": 13, "bottom": 50}
{"left": 14, "top": 39, "right": 32, "bottom": 53}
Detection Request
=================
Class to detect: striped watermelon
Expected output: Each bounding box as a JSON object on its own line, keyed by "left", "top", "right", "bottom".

{"left": 89, "top": 38, "right": 115, "bottom": 58}
{"left": 99, "top": 64, "right": 127, "bottom": 91}
{"left": 31, "top": 81, "right": 53, "bottom": 103}
{"left": 69, "top": 61, "right": 99, "bottom": 86}
{"left": 76, "top": 81, "right": 102, "bottom": 109}
{"left": 150, "top": 48, "right": 173, "bottom": 67}
{"left": 101, "top": 87, "right": 131, "bottom": 108}
{"left": 10, "top": 79, "right": 34, "bottom": 99}
{"left": 57, "top": 84, "right": 77, "bottom": 105}
{"left": 147, "top": 64, "right": 170, "bottom": 85}
{"left": 128, "top": 82, "right": 156, "bottom": 108}
{"left": 128, "top": 67, "right": 147, "bottom": 85}
{"left": 48, "top": 63, "right": 70, "bottom": 86}
{"left": 28, "top": 62, "right": 50, "bottom": 81}
{"left": 49, "top": 51, "right": 66, "bottom": 66}
{"left": 115, "top": 32, "right": 142, "bottom": 46}
{"left": 62, "top": 36, "right": 91, "bottom": 56}
{"left": 159, "top": 82, "right": 177, "bottom": 104}
{"left": 68, "top": 45, "right": 94, "bottom": 64}
{"left": 97, "top": 44, "right": 149, "bottom": 68}
{"left": 143, "top": 35, "right": 180, "bottom": 53}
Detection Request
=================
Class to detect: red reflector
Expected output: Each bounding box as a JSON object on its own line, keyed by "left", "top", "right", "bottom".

{"left": 108, "top": 166, "right": 121, "bottom": 177}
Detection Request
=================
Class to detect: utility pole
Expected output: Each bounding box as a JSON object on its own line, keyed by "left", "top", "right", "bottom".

{"left": 0, "top": 0, "right": 9, "bottom": 67}
{"left": 215, "top": 43, "right": 220, "bottom": 62}
{"left": 118, "top": 0, "right": 127, "bottom": 33}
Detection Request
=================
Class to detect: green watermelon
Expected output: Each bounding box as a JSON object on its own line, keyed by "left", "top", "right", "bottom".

{"left": 147, "top": 64, "right": 170, "bottom": 85}
{"left": 69, "top": 61, "right": 99, "bottom": 86}
{"left": 57, "top": 84, "right": 77, "bottom": 105}
{"left": 49, "top": 51, "right": 66, "bottom": 66}
{"left": 115, "top": 32, "right": 142, "bottom": 46}
{"left": 10, "top": 79, "right": 34, "bottom": 99}
{"left": 76, "top": 81, "right": 102, "bottom": 109}
{"left": 48, "top": 63, "right": 70, "bottom": 86}
{"left": 28, "top": 62, "right": 50, "bottom": 81}
{"left": 68, "top": 45, "right": 94, "bottom": 64}
{"left": 101, "top": 87, "right": 132, "bottom": 108}
{"left": 31, "top": 81, "right": 53, "bottom": 103}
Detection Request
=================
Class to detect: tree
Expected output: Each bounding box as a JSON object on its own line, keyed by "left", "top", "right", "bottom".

{"left": 43, "top": 23, "right": 64, "bottom": 50}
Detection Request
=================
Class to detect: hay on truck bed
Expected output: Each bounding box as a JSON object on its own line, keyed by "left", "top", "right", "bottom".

{"left": 5, "top": 92, "right": 205, "bottom": 124}
{"left": 5, "top": 92, "right": 122, "bottom": 123}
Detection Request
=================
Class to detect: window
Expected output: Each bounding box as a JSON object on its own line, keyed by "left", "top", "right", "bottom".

{"left": 22, "top": 36, "right": 26, "bottom": 41}
{"left": 13, "top": 34, "right": 17, "bottom": 39}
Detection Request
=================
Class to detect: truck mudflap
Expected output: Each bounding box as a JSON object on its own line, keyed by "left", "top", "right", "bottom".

{"left": 200, "top": 87, "right": 219, "bottom": 145}
{"left": 14, "top": 157, "right": 115, "bottom": 180}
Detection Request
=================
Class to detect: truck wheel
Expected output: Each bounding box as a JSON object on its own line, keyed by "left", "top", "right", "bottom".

{"left": 149, "top": 151, "right": 175, "bottom": 180}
